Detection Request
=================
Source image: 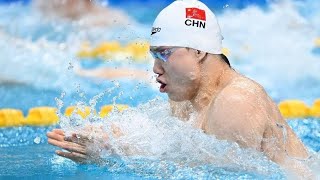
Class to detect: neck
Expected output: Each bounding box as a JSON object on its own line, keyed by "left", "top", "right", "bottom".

{"left": 190, "top": 55, "right": 238, "bottom": 112}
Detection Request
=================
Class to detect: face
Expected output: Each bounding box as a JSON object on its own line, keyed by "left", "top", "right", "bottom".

{"left": 151, "top": 46, "right": 201, "bottom": 101}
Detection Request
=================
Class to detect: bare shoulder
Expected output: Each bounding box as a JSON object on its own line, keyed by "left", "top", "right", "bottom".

{"left": 214, "top": 76, "right": 269, "bottom": 107}
{"left": 209, "top": 76, "right": 269, "bottom": 121}
{"left": 204, "top": 76, "right": 269, "bottom": 148}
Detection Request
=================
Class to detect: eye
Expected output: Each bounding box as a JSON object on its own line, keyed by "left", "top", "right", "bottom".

{"left": 159, "top": 49, "right": 170, "bottom": 56}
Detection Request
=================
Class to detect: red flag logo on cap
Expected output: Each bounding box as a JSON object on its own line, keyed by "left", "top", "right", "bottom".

{"left": 186, "top": 8, "right": 206, "bottom": 21}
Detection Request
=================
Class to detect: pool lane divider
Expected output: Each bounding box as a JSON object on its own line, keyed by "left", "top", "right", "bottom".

{"left": 278, "top": 99, "right": 320, "bottom": 119}
{"left": 76, "top": 41, "right": 231, "bottom": 61}
{"left": 77, "top": 41, "right": 150, "bottom": 62}
{"left": 77, "top": 37, "right": 320, "bottom": 61}
{"left": 0, "top": 104, "right": 128, "bottom": 127}
{"left": 0, "top": 100, "right": 319, "bottom": 128}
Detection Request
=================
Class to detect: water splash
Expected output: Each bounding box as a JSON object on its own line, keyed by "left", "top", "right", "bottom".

{"left": 218, "top": 0, "right": 320, "bottom": 99}
{"left": 54, "top": 94, "right": 285, "bottom": 178}
{"left": 50, "top": 89, "right": 320, "bottom": 179}
{"left": 33, "top": 136, "right": 41, "bottom": 144}
{"left": 0, "top": 0, "right": 319, "bottom": 178}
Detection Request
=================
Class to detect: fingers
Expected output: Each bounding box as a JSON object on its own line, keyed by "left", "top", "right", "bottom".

{"left": 48, "top": 138, "right": 87, "bottom": 155}
{"left": 46, "top": 129, "right": 65, "bottom": 141}
{"left": 56, "top": 150, "right": 88, "bottom": 164}
{"left": 64, "top": 133, "right": 90, "bottom": 146}
{"left": 53, "top": 129, "right": 65, "bottom": 136}
{"left": 47, "top": 131, "right": 65, "bottom": 141}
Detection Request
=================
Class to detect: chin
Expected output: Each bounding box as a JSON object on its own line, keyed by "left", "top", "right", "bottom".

{"left": 168, "top": 92, "right": 189, "bottom": 102}
{"left": 168, "top": 94, "right": 181, "bottom": 102}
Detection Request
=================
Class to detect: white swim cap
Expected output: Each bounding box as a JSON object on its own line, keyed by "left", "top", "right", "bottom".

{"left": 150, "top": 0, "right": 223, "bottom": 54}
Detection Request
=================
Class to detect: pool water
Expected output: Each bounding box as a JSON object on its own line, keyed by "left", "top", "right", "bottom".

{"left": 0, "top": 144, "right": 146, "bottom": 179}
{"left": 0, "top": 118, "right": 319, "bottom": 179}
{"left": 1, "top": 0, "right": 320, "bottom": 179}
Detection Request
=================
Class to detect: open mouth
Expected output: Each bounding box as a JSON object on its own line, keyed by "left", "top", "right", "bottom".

{"left": 157, "top": 79, "right": 167, "bottom": 93}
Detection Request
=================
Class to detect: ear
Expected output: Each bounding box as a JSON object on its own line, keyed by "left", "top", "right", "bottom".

{"left": 195, "top": 50, "right": 207, "bottom": 63}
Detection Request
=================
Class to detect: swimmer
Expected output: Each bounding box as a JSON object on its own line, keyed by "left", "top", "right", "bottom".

{"left": 47, "top": 0, "right": 312, "bottom": 177}
{"left": 33, "top": 0, "right": 132, "bottom": 27}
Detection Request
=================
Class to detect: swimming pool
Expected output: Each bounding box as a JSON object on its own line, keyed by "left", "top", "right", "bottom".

{"left": 0, "top": 0, "right": 319, "bottom": 179}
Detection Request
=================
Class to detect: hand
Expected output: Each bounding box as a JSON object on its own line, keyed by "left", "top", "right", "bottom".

{"left": 47, "top": 128, "right": 106, "bottom": 164}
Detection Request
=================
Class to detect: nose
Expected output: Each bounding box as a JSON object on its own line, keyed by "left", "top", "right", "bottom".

{"left": 153, "top": 59, "right": 164, "bottom": 75}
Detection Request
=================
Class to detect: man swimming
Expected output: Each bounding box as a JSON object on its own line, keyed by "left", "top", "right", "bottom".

{"left": 47, "top": 0, "right": 312, "bottom": 177}
{"left": 33, "top": 0, "right": 131, "bottom": 27}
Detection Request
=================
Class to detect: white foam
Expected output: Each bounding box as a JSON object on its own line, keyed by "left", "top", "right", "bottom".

{"left": 58, "top": 97, "right": 284, "bottom": 178}
{"left": 218, "top": 0, "right": 320, "bottom": 88}
{"left": 1, "top": 0, "right": 319, "bottom": 93}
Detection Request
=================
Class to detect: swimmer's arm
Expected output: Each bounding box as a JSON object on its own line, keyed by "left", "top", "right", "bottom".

{"left": 262, "top": 102, "right": 312, "bottom": 177}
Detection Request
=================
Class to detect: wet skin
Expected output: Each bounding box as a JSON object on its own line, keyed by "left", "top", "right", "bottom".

{"left": 48, "top": 46, "right": 312, "bottom": 177}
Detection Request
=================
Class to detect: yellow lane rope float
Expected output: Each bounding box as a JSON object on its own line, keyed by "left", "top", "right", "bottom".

{"left": 77, "top": 41, "right": 150, "bottom": 62}
{"left": 0, "top": 109, "right": 24, "bottom": 127}
{"left": 278, "top": 100, "right": 309, "bottom": 119}
{"left": 309, "top": 99, "right": 320, "bottom": 118}
{"left": 314, "top": 37, "right": 320, "bottom": 48}
{"left": 0, "top": 100, "right": 319, "bottom": 128}
{"left": 24, "top": 107, "right": 59, "bottom": 126}
{"left": 77, "top": 41, "right": 231, "bottom": 61}
{"left": 278, "top": 99, "right": 320, "bottom": 119}
{"left": 100, "top": 104, "right": 128, "bottom": 118}
{"left": 65, "top": 106, "right": 94, "bottom": 119}
{"left": 64, "top": 104, "right": 128, "bottom": 118}
{"left": 0, "top": 104, "right": 129, "bottom": 127}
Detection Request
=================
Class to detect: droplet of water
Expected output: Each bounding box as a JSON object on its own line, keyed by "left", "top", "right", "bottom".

{"left": 68, "top": 62, "right": 74, "bottom": 70}
{"left": 58, "top": 91, "right": 66, "bottom": 100}
{"left": 114, "top": 81, "right": 120, "bottom": 88}
{"left": 59, "top": 43, "right": 66, "bottom": 50}
{"left": 34, "top": 137, "right": 41, "bottom": 144}
{"left": 79, "top": 92, "right": 85, "bottom": 98}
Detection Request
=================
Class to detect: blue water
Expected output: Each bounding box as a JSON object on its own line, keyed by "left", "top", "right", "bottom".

{"left": 0, "top": 119, "right": 318, "bottom": 178}
{"left": 0, "top": 0, "right": 320, "bottom": 179}
{"left": 0, "top": 80, "right": 160, "bottom": 115}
